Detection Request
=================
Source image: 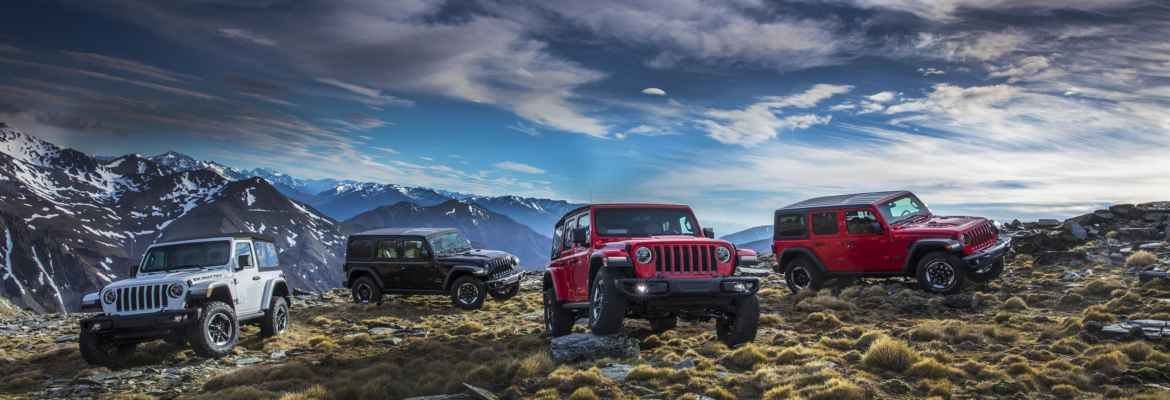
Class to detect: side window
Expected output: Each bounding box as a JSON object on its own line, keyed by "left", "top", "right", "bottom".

{"left": 551, "top": 222, "right": 564, "bottom": 258}
{"left": 347, "top": 239, "right": 374, "bottom": 260}
{"left": 375, "top": 239, "right": 400, "bottom": 260}
{"left": 562, "top": 217, "right": 578, "bottom": 251}
{"left": 235, "top": 242, "right": 254, "bottom": 269}
{"left": 775, "top": 213, "right": 808, "bottom": 240}
{"left": 845, "top": 210, "right": 881, "bottom": 235}
{"left": 576, "top": 213, "right": 591, "bottom": 244}
{"left": 256, "top": 241, "right": 280, "bottom": 270}
{"left": 402, "top": 239, "right": 428, "bottom": 260}
{"left": 812, "top": 212, "right": 839, "bottom": 236}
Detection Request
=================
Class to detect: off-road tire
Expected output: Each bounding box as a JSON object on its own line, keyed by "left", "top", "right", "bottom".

{"left": 784, "top": 257, "right": 825, "bottom": 294}
{"left": 717, "top": 294, "right": 760, "bottom": 347}
{"left": 649, "top": 316, "right": 678, "bottom": 333}
{"left": 917, "top": 251, "right": 966, "bottom": 294}
{"left": 188, "top": 301, "right": 239, "bottom": 359}
{"left": 589, "top": 269, "right": 627, "bottom": 335}
{"left": 967, "top": 257, "right": 1004, "bottom": 283}
{"left": 350, "top": 276, "right": 382, "bottom": 305}
{"left": 543, "top": 285, "right": 574, "bottom": 337}
{"left": 79, "top": 330, "right": 135, "bottom": 367}
{"left": 451, "top": 276, "right": 487, "bottom": 310}
{"left": 259, "top": 296, "right": 289, "bottom": 338}
{"left": 489, "top": 283, "right": 520, "bottom": 300}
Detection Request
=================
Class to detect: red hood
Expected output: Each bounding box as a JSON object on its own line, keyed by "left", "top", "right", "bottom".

{"left": 892, "top": 214, "right": 988, "bottom": 234}
{"left": 598, "top": 235, "right": 730, "bottom": 246}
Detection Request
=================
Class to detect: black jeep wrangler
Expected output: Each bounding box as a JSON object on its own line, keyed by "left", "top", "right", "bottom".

{"left": 343, "top": 228, "right": 523, "bottom": 309}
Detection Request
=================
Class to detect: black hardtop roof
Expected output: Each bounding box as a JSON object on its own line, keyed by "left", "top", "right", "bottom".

{"left": 777, "top": 191, "right": 912, "bottom": 213}
{"left": 350, "top": 227, "right": 457, "bottom": 237}
{"left": 158, "top": 232, "right": 275, "bottom": 243}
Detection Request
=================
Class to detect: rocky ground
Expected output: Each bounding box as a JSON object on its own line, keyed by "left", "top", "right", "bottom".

{"left": 2, "top": 202, "right": 1170, "bottom": 400}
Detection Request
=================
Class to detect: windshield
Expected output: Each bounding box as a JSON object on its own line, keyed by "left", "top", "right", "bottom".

{"left": 140, "top": 241, "right": 231, "bottom": 273}
{"left": 595, "top": 208, "right": 698, "bottom": 237}
{"left": 877, "top": 195, "right": 931, "bottom": 224}
{"left": 430, "top": 232, "right": 472, "bottom": 255}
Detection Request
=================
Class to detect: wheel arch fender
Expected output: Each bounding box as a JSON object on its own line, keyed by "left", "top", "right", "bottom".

{"left": 345, "top": 266, "right": 384, "bottom": 289}
{"left": 778, "top": 248, "right": 827, "bottom": 274}
{"left": 588, "top": 251, "right": 630, "bottom": 296}
{"left": 443, "top": 265, "right": 486, "bottom": 290}
{"left": 190, "top": 282, "right": 234, "bottom": 308}
{"left": 260, "top": 278, "right": 289, "bottom": 311}
{"left": 903, "top": 238, "right": 963, "bottom": 274}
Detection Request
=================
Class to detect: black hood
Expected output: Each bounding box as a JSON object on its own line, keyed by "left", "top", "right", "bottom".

{"left": 436, "top": 248, "right": 511, "bottom": 265}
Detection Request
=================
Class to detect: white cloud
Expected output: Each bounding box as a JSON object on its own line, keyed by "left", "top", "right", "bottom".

{"left": 698, "top": 84, "right": 852, "bottom": 146}
{"left": 917, "top": 67, "right": 945, "bottom": 76}
{"left": 641, "top": 87, "right": 667, "bottom": 96}
{"left": 916, "top": 31, "right": 1027, "bottom": 62}
{"left": 217, "top": 28, "right": 278, "bottom": 46}
{"left": 494, "top": 161, "right": 546, "bottom": 174}
{"left": 867, "top": 91, "right": 896, "bottom": 103}
{"left": 533, "top": 0, "right": 849, "bottom": 71}
{"left": 848, "top": 0, "right": 1143, "bottom": 21}
{"left": 316, "top": 78, "right": 414, "bottom": 107}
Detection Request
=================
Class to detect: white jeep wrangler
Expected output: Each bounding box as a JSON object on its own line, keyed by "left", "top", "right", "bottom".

{"left": 78, "top": 233, "right": 291, "bottom": 366}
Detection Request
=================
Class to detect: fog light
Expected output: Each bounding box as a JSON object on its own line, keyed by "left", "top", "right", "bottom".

{"left": 173, "top": 315, "right": 185, "bottom": 323}
{"left": 722, "top": 281, "right": 750, "bottom": 293}
{"left": 635, "top": 283, "right": 648, "bottom": 294}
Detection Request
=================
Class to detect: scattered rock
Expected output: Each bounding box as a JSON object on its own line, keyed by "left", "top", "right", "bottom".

{"left": 549, "top": 333, "right": 640, "bottom": 364}
{"left": 598, "top": 363, "right": 634, "bottom": 381}
{"left": 235, "top": 357, "right": 264, "bottom": 366}
{"left": 1101, "top": 320, "right": 1170, "bottom": 339}
{"left": 54, "top": 334, "right": 78, "bottom": 343}
{"left": 463, "top": 383, "right": 499, "bottom": 400}
{"left": 942, "top": 293, "right": 979, "bottom": 309}
{"left": 672, "top": 359, "right": 697, "bottom": 370}
{"left": 1037, "top": 219, "right": 1061, "bottom": 227}
{"left": 1110, "top": 204, "right": 1138, "bottom": 218}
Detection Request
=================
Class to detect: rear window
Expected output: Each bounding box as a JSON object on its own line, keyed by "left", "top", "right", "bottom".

{"left": 347, "top": 238, "right": 374, "bottom": 260}
{"left": 775, "top": 213, "right": 808, "bottom": 240}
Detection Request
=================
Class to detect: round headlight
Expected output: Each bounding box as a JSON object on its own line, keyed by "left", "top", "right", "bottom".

{"left": 510, "top": 255, "right": 520, "bottom": 266}
{"left": 168, "top": 283, "right": 184, "bottom": 298}
{"left": 716, "top": 247, "right": 732, "bottom": 263}
{"left": 635, "top": 247, "right": 653, "bottom": 264}
{"left": 961, "top": 234, "right": 972, "bottom": 245}
{"left": 103, "top": 290, "right": 117, "bottom": 304}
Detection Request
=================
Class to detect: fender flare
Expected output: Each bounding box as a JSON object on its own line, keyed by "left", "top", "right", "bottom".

{"left": 902, "top": 238, "right": 963, "bottom": 274}
{"left": 188, "top": 281, "right": 234, "bottom": 303}
{"left": 777, "top": 247, "right": 828, "bottom": 274}
{"left": 260, "top": 278, "right": 289, "bottom": 311}
{"left": 543, "top": 271, "right": 572, "bottom": 302}
{"left": 442, "top": 265, "right": 487, "bottom": 290}
{"left": 346, "top": 266, "right": 385, "bottom": 289}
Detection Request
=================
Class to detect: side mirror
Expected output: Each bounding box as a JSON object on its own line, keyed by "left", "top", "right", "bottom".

{"left": 703, "top": 228, "right": 715, "bottom": 238}
{"left": 870, "top": 222, "right": 884, "bottom": 234}
{"left": 572, "top": 227, "right": 589, "bottom": 246}
{"left": 237, "top": 254, "right": 252, "bottom": 269}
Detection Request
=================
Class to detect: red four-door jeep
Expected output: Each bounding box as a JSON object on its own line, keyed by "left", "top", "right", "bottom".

{"left": 773, "top": 191, "right": 1010, "bottom": 294}
{"left": 542, "top": 204, "right": 761, "bottom": 346}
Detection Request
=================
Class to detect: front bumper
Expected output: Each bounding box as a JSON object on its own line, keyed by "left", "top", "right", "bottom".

{"left": 963, "top": 237, "right": 1011, "bottom": 269}
{"left": 485, "top": 270, "right": 523, "bottom": 289}
{"left": 80, "top": 309, "right": 199, "bottom": 339}
{"left": 615, "top": 277, "right": 759, "bottom": 300}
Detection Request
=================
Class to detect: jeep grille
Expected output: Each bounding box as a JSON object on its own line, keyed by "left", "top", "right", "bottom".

{"left": 487, "top": 258, "right": 515, "bottom": 280}
{"left": 968, "top": 222, "right": 997, "bottom": 250}
{"left": 650, "top": 244, "right": 718, "bottom": 274}
{"left": 114, "top": 284, "right": 169, "bottom": 313}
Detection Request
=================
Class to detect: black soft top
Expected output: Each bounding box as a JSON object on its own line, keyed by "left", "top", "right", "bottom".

{"left": 777, "top": 191, "right": 911, "bottom": 213}
{"left": 351, "top": 227, "right": 457, "bottom": 237}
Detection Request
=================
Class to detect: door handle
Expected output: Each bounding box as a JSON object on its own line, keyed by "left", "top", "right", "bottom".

{"left": 252, "top": 276, "right": 261, "bottom": 281}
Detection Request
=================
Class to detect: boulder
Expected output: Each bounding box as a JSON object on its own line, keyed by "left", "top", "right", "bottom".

{"left": 549, "top": 333, "right": 640, "bottom": 364}
{"left": 1034, "top": 250, "right": 1087, "bottom": 266}
{"left": 1116, "top": 227, "right": 1160, "bottom": 242}
{"left": 1065, "top": 221, "right": 1089, "bottom": 240}
{"left": 1110, "top": 204, "right": 1139, "bottom": 219}
{"left": 1037, "top": 219, "right": 1062, "bottom": 227}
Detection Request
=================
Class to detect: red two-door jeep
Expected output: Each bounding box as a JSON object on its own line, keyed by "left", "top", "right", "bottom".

{"left": 773, "top": 191, "right": 1010, "bottom": 294}
{"left": 542, "top": 204, "right": 761, "bottom": 346}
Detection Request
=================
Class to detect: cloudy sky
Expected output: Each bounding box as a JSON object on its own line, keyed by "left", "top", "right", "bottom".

{"left": 1, "top": 0, "right": 1168, "bottom": 233}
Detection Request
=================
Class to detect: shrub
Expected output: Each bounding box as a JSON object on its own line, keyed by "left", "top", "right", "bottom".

{"left": 804, "top": 312, "right": 843, "bottom": 329}
{"left": 1001, "top": 297, "right": 1028, "bottom": 310}
{"left": 1088, "top": 351, "right": 1129, "bottom": 375}
{"left": 1051, "top": 384, "right": 1080, "bottom": 398}
{"left": 802, "top": 378, "right": 866, "bottom": 400}
{"left": 1118, "top": 342, "right": 1153, "bottom": 362}
{"left": 1126, "top": 251, "right": 1159, "bottom": 267}
{"left": 451, "top": 321, "right": 485, "bottom": 335}
{"left": 278, "top": 385, "right": 327, "bottom": 400}
{"left": 726, "top": 344, "right": 768, "bottom": 370}
{"left": 567, "top": 387, "right": 599, "bottom": 400}
{"left": 907, "top": 358, "right": 962, "bottom": 380}
{"left": 862, "top": 337, "right": 919, "bottom": 373}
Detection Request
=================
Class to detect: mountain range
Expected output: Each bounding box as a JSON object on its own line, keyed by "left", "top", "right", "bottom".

{"left": 720, "top": 225, "right": 774, "bottom": 255}
{"left": 0, "top": 123, "right": 570, "bottom": 312}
